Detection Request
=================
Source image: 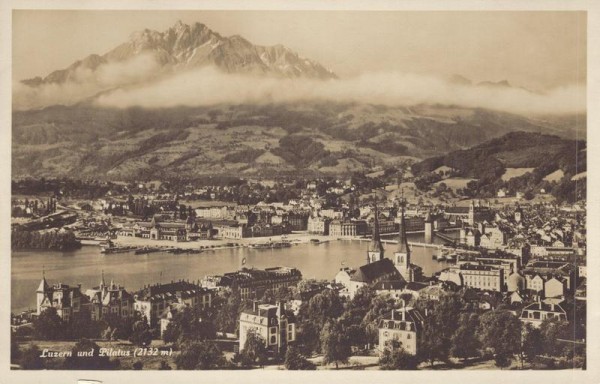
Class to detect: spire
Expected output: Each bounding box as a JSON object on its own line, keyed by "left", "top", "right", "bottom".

{"left": 424, "top": 211, "right": 432, "bottom": 223}
{"left": 369, "top": 205, "right": 384, "bottom": 254}
{"left": 398, "top": 195, "right": 410, "bottom": 255}
{"left": 101, "top": 270, "right": 106, "bottom": 287}
{"left": 37, "top": 267, "right": 49, "bottom": 293}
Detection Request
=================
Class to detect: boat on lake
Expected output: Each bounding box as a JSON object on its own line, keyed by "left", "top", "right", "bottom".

{"left": 135, "top": 247, "right": 162, "bottom": 255}
{"left": 100, "top": 241, "right": 137, "bottom": 254}
{"left": 250, "top": 240, "right": 292, "bottom": 249}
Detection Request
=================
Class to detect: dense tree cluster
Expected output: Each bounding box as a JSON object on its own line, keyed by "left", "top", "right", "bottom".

{"left": 162, "top": 306, "right": 216, "bottom": 347}
{"left": 12, "top": 229, "right": 81, "bottom": 251}
{"left": 19, "top": 283, "right": 585, "bottom": 370}
{"left": 175, "top": 341, "right": 227, "bottom": 370}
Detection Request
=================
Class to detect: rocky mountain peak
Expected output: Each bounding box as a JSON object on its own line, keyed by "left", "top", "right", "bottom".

{"left": 22, "top": 20, "right": 337, "bottom": 87}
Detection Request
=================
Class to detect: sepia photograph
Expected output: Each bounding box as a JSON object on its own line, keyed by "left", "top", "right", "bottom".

{"left": 4, "top": 3, "right": 594, "bottom": 380}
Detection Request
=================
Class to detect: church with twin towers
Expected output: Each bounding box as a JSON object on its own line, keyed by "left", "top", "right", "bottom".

{"left": 336, "top": 199, "right": 424, "bottom": 299}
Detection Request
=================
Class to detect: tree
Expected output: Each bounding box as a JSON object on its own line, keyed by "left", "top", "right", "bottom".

{"left": 305, "top": 290, "right": 345, "bottom": 328}
{"left": 63, "top": 339, "right": 117, "bottom": 370}
{"left": 477, "top": 310, "right": 522, "bottom": 369}
{"left": 540, "top": 317, "right": 570, "bottom": 357}
{"left": 174, "top": 341, "right": 227, "bottom": 370}
{"left": 520, "top": 323, "right": 544, "bottom": 367}
{"left": 320, "top": 321, "right": 351, "bottom": 369}
{"left": 214, "top": 290, "right": 246, "bottom": 334}
{"left": 285, "top": 346, "right": 316, "bottom": 370}
{"left": 158, "top": 361, "right": 172, "bottom": 370}
{"left": 361, "top": 293, "right": 398, "bottom": 344}
{"left": 65, "top": 315, "right": 105, "bottom": 340}
{"left": 104, "top": 313, "right": 137, "bottom": 340}
{"left": 295, "top": 320, "right": 321, "bottom": 356}
{"left": 162, "top": 307, "right": 216, "bottom": 346}
{"left": 132, "top": 360, "right": 144, "bottom": 370}
{"left": 346, "top": 324, "right": 367, "bottom": 349}
{"left": 418, "top": 316, "right": 443, "bottom": 367}
{"left": 11, "top": 332, "right": 21, "bottom": 364}
{"left": 379, "top": 347, "right": 419, "bottom": 370}
{"left": 451, "top": 313, "right": 481, "bottom": 362}
{"left": 343, "top": 286, "right": 375, "bottom": 327}
{"left": 33, "top": 307, "right": 64, "bottom": 340}
{"left": 19, "top": 345, "right": 45, "bottom": 370}
{"left": 130, "top": 319, "right": 153, "bottom": 347}
{"left": 418, "top": 292, "right": 465, "bottom": 366}
{"left": 240, "top": 332, "right": 269, "bottom": 367}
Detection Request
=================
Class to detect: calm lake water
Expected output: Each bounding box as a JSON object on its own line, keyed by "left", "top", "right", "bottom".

{"left": 12, "top": 233, "right": 454, "bottom": 313}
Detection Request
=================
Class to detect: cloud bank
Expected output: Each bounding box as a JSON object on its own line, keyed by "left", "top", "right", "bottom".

{"left": 13, "top": 54, "right": 161, "bottom": 110}
{"left": 14, "top": 61, "right": 586, "bottom": 115}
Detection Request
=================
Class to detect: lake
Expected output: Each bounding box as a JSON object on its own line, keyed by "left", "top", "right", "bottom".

{"left": 12, "top": 233, "right": 454, "bottom": 313}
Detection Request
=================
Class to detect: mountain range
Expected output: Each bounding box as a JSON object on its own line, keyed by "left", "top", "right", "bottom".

{"left": 12, "top": 101, "right": 585, "bottom": 180}
{"left": 13, "top": 20, "right": 585, "bottom": 181}
{"left": 22, "top": 20, "right": 336, "bottom": 88}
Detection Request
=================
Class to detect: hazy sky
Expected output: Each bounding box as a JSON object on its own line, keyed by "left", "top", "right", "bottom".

{"left": 13, "top": 10, "right": 586, "bottom": 91}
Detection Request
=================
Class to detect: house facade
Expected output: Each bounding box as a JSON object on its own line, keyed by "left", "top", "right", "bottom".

{"left": 378, "top": 308, "right": 424, "bottom": 355}
{"left": 239, "top": 301, "right": 295, "bottom": 355}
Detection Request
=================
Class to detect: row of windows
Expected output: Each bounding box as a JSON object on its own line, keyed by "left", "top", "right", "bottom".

{"left": 382, "top": 330, "right": 412, "bottom": 340}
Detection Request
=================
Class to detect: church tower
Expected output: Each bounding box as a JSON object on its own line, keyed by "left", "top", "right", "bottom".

{"left": 424, "top": 211, "right": 433, "bottom": 244}
{"left": 514, "top": 204, "right": 523, "bottom": 224}
{"left": 394, "top": 197, "right": 413, "bottom": 282}
{"left": 36, "top": 269, "right": 50, "bottom": 315}
{"left": 367, "top": 205, "right": 385, "bottom": 263}
{"left": 468, "top": 200, "right": 475, "bottom": 226}
{"left": 100, "top": 270, "right": 106, "bottom": 290}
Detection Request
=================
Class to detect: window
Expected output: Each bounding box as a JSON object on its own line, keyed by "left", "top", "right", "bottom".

{"left": 270, "top": 335, "right": 277, "bottom": 344}
{"left": 271, "top": 327, "right": 277, "bottom": 334}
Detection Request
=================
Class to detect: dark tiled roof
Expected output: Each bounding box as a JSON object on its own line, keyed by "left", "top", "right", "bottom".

{"left": 404, "top": 282, "right": 428, "bottom": 291}
{"left": 522, "top": 301, "right": 567, "bottom": 314}
{"left": 378, "top": 308, "right": 425, "bottom": 330}
{"left": 373, "top": 280, "right": 406, "bottom": 291}
{"left": 460, "top": 264, "right": 496, "bottom": 271}
{"left": 351, "top": 258, "right": 402, "bottom": 283}
{"left": 135, "top": 281, "right": 210, "bottom": 301}
{"left": 445, "top": 207, "right": 470, "bottom": 214}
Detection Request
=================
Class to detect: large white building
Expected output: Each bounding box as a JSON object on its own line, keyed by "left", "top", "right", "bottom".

{"left": 378, "top": 307, "right": 424, "bottom": 355}
{"left": 239, "top": 301, "right": 295, "bottom": 355}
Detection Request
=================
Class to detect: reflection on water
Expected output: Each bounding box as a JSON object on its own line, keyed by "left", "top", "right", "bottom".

{"left": 12, "top": 232, "right": 455, "bottom": 313}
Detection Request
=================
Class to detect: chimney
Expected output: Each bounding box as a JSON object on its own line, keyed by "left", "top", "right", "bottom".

{"left": 391, "top": 310, "right": 395, "bottom": 320}
{"left": 253, "top": 300, "right": 259, "bottom": 313}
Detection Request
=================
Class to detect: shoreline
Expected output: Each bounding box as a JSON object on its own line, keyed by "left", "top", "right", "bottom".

{"left": 111, "top": 232, "right": 339, "bottom": 251}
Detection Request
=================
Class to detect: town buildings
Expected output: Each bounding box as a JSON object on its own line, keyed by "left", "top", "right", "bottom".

{"left": 213, "top": 267, "right": 302, "bottom": 300}
{"left": 85, "top": 274, "right": 134, "bottom": 321}
{"left": 133, "top": 280, "right": 214, "bottom": 326}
